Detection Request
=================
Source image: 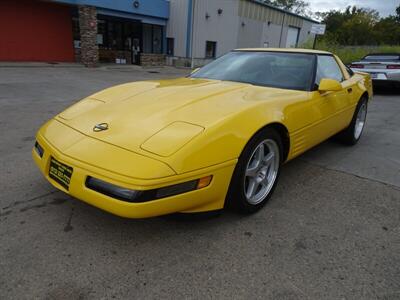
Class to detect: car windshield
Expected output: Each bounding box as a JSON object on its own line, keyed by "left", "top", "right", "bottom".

{"left": 190, "top": 51, "right": 315, "bottom": 91}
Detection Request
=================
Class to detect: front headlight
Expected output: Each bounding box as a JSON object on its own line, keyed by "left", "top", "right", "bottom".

{"left": 86, "top": 177, "right": 142, "bottom": 201}
{"left": 85, "top": 175, "right": 212, "bottom": 203}
{"left": 34, "top": 141, "right": 44, "bottom": 158}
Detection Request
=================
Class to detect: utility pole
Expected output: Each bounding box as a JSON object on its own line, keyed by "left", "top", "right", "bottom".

{"left": 190, "top": 0, "right": 196, "bottom": 69}
{"left": 313, "top": 34, "right": 317, "bottom": 49}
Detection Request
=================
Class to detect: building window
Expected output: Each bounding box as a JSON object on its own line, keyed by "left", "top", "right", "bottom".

{"left": 94, "top": 16, "right": 163, "bottom": 54}
{"left": 152, "top": 25, "right": 162, "bottom": 54}
{"left": 72, "top": 17, "right": 80, "bottom": 48}
{"left": 96, "top": 17, "right": 130, "bottom": 51}
{"left": 143, "top": 23, "right": 163, "bottom": 54}
{"left": 97, "top": 19, "right": 106, "bottom": 46}
{"left": 143, "top": 24, "right": 153, "bottom": 53}
{"left": 167, "top": 38, "right": 174, "bottom": 56}
{"left": 72, "top": 17, "right": 80, "bottom": 40}
{"left": 205, "top": 41, "right": 217, "bottom": 59}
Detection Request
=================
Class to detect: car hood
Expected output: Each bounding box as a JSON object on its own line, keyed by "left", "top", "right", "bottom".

{"left": 56, "top": 78, "right": 299, "bottom": 156}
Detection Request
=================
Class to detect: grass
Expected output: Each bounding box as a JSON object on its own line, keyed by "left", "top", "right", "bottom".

{"left": 301, "top": 39, "right": 400, "bottom": 64}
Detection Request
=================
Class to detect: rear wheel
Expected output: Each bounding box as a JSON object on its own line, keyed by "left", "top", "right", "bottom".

{"left": 226, "top": 128, "right": 282, "bottom": 214}
{"left": 337, "top": 97, "right": 368, "bottom": 145}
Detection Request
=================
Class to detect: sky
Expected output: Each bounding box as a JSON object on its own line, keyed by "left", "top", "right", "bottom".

{"left": 307, "top": 0, "right": 399, "bottom": 17}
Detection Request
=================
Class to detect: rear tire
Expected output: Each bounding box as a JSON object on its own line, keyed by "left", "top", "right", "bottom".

{"left": 337, "top": 97, "right": 368, "bottom": 146}
{"left": 226, "top": 128, "right": 283, "bottom": 214}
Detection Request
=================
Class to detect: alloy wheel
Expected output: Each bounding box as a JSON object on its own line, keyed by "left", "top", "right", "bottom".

{"left": 244, "top": 139, "right": 280, "bottom": 205}
{"left": 354, "top": 102, "right": 367, "bottom": 140}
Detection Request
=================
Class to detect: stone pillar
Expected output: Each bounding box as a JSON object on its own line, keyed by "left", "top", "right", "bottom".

{"left": 78, "top": 6, "right": 98, "bottom": 67}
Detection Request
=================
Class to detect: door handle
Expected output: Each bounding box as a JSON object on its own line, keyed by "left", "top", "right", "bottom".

{"left": 347, "top": 88, "right": 353, "bottom": 93}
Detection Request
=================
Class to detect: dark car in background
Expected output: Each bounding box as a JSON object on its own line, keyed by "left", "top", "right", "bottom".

{"left": 350, "top": 53, "right": 400, "bottom": 89}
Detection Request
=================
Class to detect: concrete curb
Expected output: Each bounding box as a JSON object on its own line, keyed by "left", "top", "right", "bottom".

{"left": 0, "top": 62, "right": 85, "bottom": 68}
{"left": 0, "top": 63, "right": 191, "bottom": 72}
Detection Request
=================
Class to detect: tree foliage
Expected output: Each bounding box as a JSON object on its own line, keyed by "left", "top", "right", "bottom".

{"left": 319, "top": 5, "right": 400, "bottom": 46}
{"left": 397, "top": 5, "right": 400, "bottom": 21}
{"left": 263, "top": 0, "right": 310, "bottom": 16}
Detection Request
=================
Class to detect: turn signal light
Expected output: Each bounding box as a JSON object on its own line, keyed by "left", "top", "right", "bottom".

{"left": 197, "top": 176, "right": 213, "bottom": 189}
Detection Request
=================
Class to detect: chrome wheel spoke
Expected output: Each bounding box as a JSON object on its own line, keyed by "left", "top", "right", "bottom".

{"left": 246, "top": 178, "right": 258, "bottom": 199}
{"left": 263, "top": 152, "right": 274, "bottom": 166}
{"left": 256, "top": 144, "right": 264, "bottom": 166}
{"left": 246, "top": 165, "right": 258, "bottom": 177}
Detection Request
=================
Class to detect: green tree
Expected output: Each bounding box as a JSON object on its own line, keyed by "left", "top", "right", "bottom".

{"left": 374, "top": 5, "right": 400, "bottom": 45}
{"left": 316, "top": 4, "right": 400, "bottom": 46}
{"left": 374, "top": 16, "right": 400, "bottom": 45}
{"left": 319, "top": 6, "right": 381, "bottom": 45}
{"left": 342, "top": 7, "right": 380, "bottom": 45}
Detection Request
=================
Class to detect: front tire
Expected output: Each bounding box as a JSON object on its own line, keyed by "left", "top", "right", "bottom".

{"left": 338, "top": 97, "right": 368, "bottom": 145}
{"left": 226, "top": 128, "right": 283, "bottom": 214}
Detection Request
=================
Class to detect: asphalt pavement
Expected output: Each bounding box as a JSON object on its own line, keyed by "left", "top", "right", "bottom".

{"left": 0, "top": 66, "right": 399, "bottom": 299}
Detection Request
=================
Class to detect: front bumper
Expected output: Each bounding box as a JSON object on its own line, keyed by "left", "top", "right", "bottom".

{"left": 33, "top": 133, "right": 236, "bottom": 218}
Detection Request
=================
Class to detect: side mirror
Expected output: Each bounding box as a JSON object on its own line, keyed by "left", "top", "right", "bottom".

{"left": 318, "top": 78, "right": 342, "bottom": 92}
{"left": 191, "top": 67, "right": 200, "bottom": 75}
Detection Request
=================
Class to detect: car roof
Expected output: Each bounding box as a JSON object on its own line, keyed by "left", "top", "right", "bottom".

{"left": 235, "top": 48, "right": 332, "bottom": 55}
{"left": 364, "top": 53, "right": 400, "bottom": 56}
{"left": 362, "top": 53, "right": 400, "bottom": 61}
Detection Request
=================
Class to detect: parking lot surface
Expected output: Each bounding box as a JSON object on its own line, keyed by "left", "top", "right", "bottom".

{"left": 0, "top": 66, "right": 399, "bottom": 299}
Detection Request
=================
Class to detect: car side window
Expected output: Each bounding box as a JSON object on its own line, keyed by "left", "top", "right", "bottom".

{"left": 315, "top": 55, "right": 344, "bottom": 85}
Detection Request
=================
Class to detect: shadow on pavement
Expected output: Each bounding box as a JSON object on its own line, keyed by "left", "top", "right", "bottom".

{"left": 373, "top": 84, "right": 400, "bottom": 95}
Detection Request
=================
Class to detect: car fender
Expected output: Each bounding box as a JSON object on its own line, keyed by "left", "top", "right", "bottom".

{"left": 163, "top": 104, "right": 287, "bottom": 174}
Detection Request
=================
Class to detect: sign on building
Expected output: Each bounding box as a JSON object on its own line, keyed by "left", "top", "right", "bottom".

{"left": 310, "top": 24, "right": 326, "bottom": 35}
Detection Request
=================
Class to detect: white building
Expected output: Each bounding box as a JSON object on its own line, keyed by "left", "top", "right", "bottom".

{"left": 166, "top": 0, "right": 319, "bottom": 67}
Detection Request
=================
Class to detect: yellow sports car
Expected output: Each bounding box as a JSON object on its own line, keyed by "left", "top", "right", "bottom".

{"left": 33, "top": 49, "right": 372, "bottom": 218}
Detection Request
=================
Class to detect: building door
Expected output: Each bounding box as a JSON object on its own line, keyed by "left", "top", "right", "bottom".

{"left": 286, "top": 27, "right": 300, "bottom": 48}
{"left": 0, "top": 0, "right": 74, "bottom": 62}
{"left": 131, "top": 22, "right": 142, "bottom": 65}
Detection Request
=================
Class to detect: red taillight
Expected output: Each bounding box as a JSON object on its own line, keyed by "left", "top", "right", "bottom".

{"left": 387, "top": 65, "right": 400, "bottom": 69}
{"left": 350, "top": 64, "right": 364, "bottom": 69}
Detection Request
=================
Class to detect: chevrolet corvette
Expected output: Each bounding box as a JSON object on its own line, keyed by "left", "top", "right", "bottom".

{"left": 33, "top": 49, "right": 373, "bottom": 218}
{"left": 350, "top": 53, "right": 400, "bottom": 88}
